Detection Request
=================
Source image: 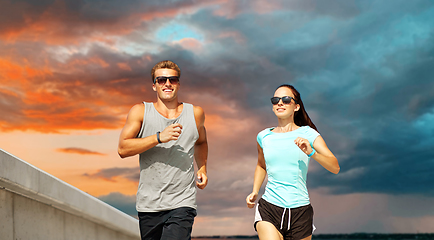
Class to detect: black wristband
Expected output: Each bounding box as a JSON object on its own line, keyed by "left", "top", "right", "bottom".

{"left": 156, "top": 131, "right": 162, "bottom": 143}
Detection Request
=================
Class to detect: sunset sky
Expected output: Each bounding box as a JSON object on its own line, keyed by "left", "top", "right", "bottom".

{"left": 1, "top": 0, "right": 434, "bottom": 236}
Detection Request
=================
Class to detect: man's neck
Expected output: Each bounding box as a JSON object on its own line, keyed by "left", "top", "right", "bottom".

{"left": 154, "top": 99, "right": 183, "bottom": 119}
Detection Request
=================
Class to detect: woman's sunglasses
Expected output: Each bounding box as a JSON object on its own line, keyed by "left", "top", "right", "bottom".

{"left": 270, "top": 96, "right": 297, "bottom": 105}
{"left": 153, "top": 76, "right": 180, "bottom": 85}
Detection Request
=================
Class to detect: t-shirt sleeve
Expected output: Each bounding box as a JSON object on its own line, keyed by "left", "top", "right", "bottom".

{"left": 305, "top": 127, "right": 320, "bottom": 147}
{"left": 257, "top": 132, "right": 263, "bottom": 148}
{"left": 257, "top": 129, "right": 268, "bottom": 148}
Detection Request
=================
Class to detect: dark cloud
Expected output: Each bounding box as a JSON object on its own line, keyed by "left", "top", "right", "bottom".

{"left": 98, "top": 192, "right": 137, "bottom": 217}
{"left": 303, "top": 37, "right": 434, "bottom": 196}
{"left": 308, "top": 0, "right": 360, "bottom": 19}
{"left": 83, "top": 167, "right": 140, "bottom": 182}
{"left": 196, "top": 188, "right": 253, "bottom": 219}
{"left": 167, "top": 1, "right": 434, "bottom": 197}
{"left": 195, "top": 165, "right": 267, "bottom": 219}
{"left": 308, "top": 116, "right": 434, "bottom": 196}
{"left": 0, "top": 0, "right": 192, "bottom": 44}
{"left": 1, "top": 0, "right": 434, "bottom": 218}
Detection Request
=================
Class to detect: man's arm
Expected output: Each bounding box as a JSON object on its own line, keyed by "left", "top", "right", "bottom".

{"left": 118, "top": 104, "right": 159, "bottom": 158}
{"left": 193, "top": 106, "right": 208, "bottom": 189}
{"left": 118, "top": 103, "right": 185, "bottom": 158}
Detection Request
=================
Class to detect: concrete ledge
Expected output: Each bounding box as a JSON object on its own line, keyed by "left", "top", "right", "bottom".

{"left": 0, "top": 149, "right": 140, "bottom": 239}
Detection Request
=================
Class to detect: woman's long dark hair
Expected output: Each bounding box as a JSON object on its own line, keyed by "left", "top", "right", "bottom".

{"left": 276, "top": 84, "right": 318, "bottom": 132}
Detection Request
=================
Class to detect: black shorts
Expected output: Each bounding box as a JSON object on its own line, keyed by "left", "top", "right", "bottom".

{"left": 138, "top": 207, "right": 197, "bottom": 240}
{"left": 255, "top": 198, "right": 314, "bottom": 240}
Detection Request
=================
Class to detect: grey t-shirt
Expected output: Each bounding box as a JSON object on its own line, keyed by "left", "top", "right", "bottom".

{"left": 136, "top": 102, "right": 199, "bottom": 212}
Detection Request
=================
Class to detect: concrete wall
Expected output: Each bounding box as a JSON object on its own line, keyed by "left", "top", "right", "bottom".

{"left": 0, "top": 149, "right": 140, "bottom": 240}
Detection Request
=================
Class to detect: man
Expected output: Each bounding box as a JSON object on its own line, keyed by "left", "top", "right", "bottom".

{"left": 118, "top": 60, "right": 208, "bottom": 240}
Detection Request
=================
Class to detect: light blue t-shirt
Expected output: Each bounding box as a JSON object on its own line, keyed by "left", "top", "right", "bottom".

{"left": 257, "top": 126, "right": 320, "bottom": 208}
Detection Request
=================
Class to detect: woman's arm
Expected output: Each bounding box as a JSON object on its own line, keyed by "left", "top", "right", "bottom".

{"left": 246, "top": 143, "right": 267, "bottom": 208}
{"left": 295, "top": 136, "right": 340, "bottom": 174}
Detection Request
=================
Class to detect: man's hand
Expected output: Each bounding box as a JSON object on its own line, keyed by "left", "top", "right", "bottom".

{"left": 196, "top": 170, "right": 208, "bottom": 189}
{"left": 160, "top": 123, "right": 183, "bottom": 143}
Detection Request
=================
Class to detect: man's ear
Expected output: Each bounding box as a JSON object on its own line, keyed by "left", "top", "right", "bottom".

{"left": 152, "top": 84, "right": 156, "bottom": 92}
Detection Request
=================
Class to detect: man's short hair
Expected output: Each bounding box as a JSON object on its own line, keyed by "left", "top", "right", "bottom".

{"left": 151, "top": 60, "right": 181, "bottom": 81}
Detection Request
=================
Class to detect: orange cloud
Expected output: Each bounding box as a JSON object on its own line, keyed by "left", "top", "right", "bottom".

{"left": 81, "top": 176, "right": 138, "bottom": 196}
{"left": 0, "top": 59, "right": 52, "bottom": 85}
{"left": 117, "top": 63, "right": 132, "bottom": 71}
{"left": 251, "top": 0, "right": 283, "bottom": 14}
{"left": 0, "top": 85, "right": 129, "bottom": 133}
{"left": 18, "top": 106, "right": 123, "bottom": 133}
{"left": 175, "top": 38, "right": 203, "bottom": 52}
{"left": 56, "top": 147, "right": 106, "bottom": 155}
{"left": 63, "top": 173, "right": 138, "bottom": 196}
{"left": 0, "top": 53, "right": 150, "bottom": 133}
{"left": 0, "top": 87, "right": 19, "bottom": 98}
{"left": 209, "top": 0, "right": 284, "bottom": 18}
{"left": 69, "top": 57, "right": 110, "bottom": 69}
{"left": 206, "top": 113, "right": 261, "bottom": 137}
{"left": 25, "top": 90, "right": 64, "bottom": 104}
{"left": 218, "top": 31, "right": 246, "bottom": 44}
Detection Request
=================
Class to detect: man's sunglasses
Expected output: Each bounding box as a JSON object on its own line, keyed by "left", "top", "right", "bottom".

{"left": 153, "top": 76, "right": 180, "bottom": 85}
{"left": 270, "top": 96, "right": 298, "bottom": 105}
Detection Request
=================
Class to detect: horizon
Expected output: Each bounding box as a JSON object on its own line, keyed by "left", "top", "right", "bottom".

{"left": 191, "top": 232, "right": 434, "bottom": 238}
{"left": 1, "top": 0, "right": 433, "bottom": 236}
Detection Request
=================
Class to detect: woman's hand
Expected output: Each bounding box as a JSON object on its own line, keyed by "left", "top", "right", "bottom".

{"left": 246, "top": 192, "right": 258, "bottom": 208}
{"left": 294, "top": 137, "right": 314, "bottom": 156}
{"left": 297, "top": 136, "right": 340, "bottom": 174}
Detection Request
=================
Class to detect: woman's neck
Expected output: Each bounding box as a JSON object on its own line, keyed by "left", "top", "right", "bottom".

{"left": 274, "top": 119, "right": 298, "bottom": 133}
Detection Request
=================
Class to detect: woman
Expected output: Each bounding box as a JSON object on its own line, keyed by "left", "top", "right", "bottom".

{"left": 246, "top": 84, "right": 340, "bottom": 240}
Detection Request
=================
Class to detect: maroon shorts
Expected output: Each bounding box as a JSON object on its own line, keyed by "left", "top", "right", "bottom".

{"left": 255, "top": 198, "right": 314, "bottom": 240}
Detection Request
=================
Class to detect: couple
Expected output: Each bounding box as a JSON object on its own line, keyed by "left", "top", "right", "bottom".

{"left": 117, "top": 60, "right": 340, "bottom": 240}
